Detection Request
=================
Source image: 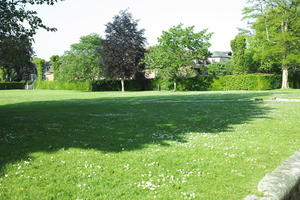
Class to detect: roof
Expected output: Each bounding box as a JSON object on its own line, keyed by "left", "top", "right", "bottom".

{"left": 211, "top": 51, "right": 232, "bottom": 58}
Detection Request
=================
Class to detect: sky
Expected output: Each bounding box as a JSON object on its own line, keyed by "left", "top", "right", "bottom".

{"left": 30, "top": 0, "right": 248, "bottom": 60}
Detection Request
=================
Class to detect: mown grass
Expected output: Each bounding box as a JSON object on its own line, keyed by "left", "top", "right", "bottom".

{"left": 0, "top": 89, "right": 299, "bottom": 200}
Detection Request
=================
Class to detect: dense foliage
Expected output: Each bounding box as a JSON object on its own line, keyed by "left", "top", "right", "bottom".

{"left": 289, "top": 71, "right": 300, "bottom": 88}
{"left": 101, "top": 10, "right": 146, "bottom": 91}
{"left": 143, "top": 24, "right": 212, "bottom": 91}
{"left": 0, "top": 0, "right": 61, "bottom": 81}
{"left": 207, "top": 62, "right": 234, "bottom": 76}
{"left": 0, "top": 36, "right": 35, "bottom": 81}
{"left": 241, "top": 0, "right": 300, "bottom": 88}
{"left": 0, "top": 0, "right": 59, "bottom": 40}
{"left": 58, "top": 34, "right": 102, "bottom": 81}
{"left": 33, "top": 58, "right": 45, "bottom": 81}
{"left": 230, "top": 35, "right": 248, "bottom": 73}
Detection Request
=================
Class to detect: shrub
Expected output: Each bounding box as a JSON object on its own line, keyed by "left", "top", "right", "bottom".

{"left": 0, "top": 82, "right": 25, "bottom": 90}
{"left": 207, "top": 62, "right": 233, "bottom": 76}
{"left": 33, "top": 58, "right": 45, "bottom": 81}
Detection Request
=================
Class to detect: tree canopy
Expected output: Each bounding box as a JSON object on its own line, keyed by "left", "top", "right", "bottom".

{"left": 0, "top": 36, "right": 34, "bottom": 81}
{"left": 242, "top": 0, "right": 300, "bottom": 88}
{"left": 0, "top": 0, "right": 60, "bottom": 40}
{"left": 58, "top": 34, "right": 102, "bottom": 81}
{"left": 0, "top": 0, "right": 61, "bottom": 81}
{"left": 101, "top": 10, "right": 146, "bottom": 92}
{"left": 230, "top": 34, "right": 247, "bottom": 73}
{"left": 143, "top": 24, "right": 212, "bottom": 91}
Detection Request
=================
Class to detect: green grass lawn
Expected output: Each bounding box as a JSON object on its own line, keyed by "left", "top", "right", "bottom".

{"left": 0, "top": 89, "right": 299, "bottom": 200}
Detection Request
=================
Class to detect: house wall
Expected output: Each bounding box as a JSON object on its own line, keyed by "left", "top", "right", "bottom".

{"left": 208, "top": 57, "right": 230, "bottom": 64}
{"left": 145, "top": 70, "right": 158, "bottom": 79}
{"left": 46, "top": 74, "right": 54, "bottom": 81}
{"left": 208, "top": 58, "right": 221, "bottom": 64}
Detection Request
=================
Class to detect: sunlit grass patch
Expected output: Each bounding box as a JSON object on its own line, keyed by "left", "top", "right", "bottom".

{"left": 0, "top": 89, "right": 299, "bottom": 199}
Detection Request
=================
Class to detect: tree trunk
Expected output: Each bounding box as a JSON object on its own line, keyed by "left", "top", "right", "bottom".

{"left": 173, "top": 81, "right": 177, "bottom": 92}
{"left": 121, "top": 79, "right": 125, "bottom": 92}
{"left": 280, "top": 19, "right": 289, "bottom": 89}
{"left": 265, "top": 19, "right": 270, "bottom": 41}
{"left": 281, "top": 67, "right": 289, "bottom": 89}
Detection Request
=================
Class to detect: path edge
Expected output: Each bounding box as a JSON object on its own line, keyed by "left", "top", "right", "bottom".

{"left": 244, "top": 151, "right": 300, "bottom": 200}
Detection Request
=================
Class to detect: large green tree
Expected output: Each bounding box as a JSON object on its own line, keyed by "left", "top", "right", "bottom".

{"left": 58, "top": 34, "right": 102, "bottom": 81}
{"left": 0, "top": 0, "right": 61, "bottom": 80}
{"left": 243, "top": 0, "right": 300, "bottom": 88}
{"left": 101, "top": 10, "right": 146, "bottom": 92}
{"left": 143, "top": 24, "right": 212, "bottom": 91}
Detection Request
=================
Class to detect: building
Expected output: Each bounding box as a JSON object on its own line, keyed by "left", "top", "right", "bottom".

{"left": 45, "top": 72, "right": 54, "bottom": 81}
{"left": 43, "top": 62, "right": 54, "bottom": 81}
{"left": 144, "top": 70, "right": 159, "bottom": 79}
{"left": 207, "top": 51, "right": 232, "bottom": 64}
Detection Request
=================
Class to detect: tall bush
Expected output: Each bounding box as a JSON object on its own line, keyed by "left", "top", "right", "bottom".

{"left": 33, "top": 58, "right": 45, "bottom": 81}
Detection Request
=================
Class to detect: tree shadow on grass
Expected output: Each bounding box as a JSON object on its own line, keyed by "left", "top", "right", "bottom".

{"left": 0, "top": 92, "right": 272, "bottom": 175}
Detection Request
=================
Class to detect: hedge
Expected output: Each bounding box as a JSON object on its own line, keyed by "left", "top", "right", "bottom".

{"left": 154, "top": 74, "right": 282, "bottom": 91}
{"left": 152, "top": 76, "right": 214, "bottom": 91}
{"left": 209, "top": 74, "right": 282, "bottom": 90}
{"left": 0, "top": 74, "right": 290, "bottom": 91}
{"left": 90, "top": 79, "right": 153, "bottom": 91}
{"left": 34, "top": 74, "right": 286, "bottom": 91}
{"left": 34, "top": 80, "right": 153, "bottom": 91}
{"left": 0, "top": 82, "right": 25, "bottom": 90}
{"left": 34, "top": 81, "right": 91, "bottom": 91}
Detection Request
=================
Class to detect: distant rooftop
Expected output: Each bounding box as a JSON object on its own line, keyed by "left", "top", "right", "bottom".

{"left": 211, "top": 51, "right": 232, "bottom": 58}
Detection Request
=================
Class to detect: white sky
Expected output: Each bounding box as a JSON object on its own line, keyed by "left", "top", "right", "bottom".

{"left": 30, "top": 0, "right": 248, "bottom": 60}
